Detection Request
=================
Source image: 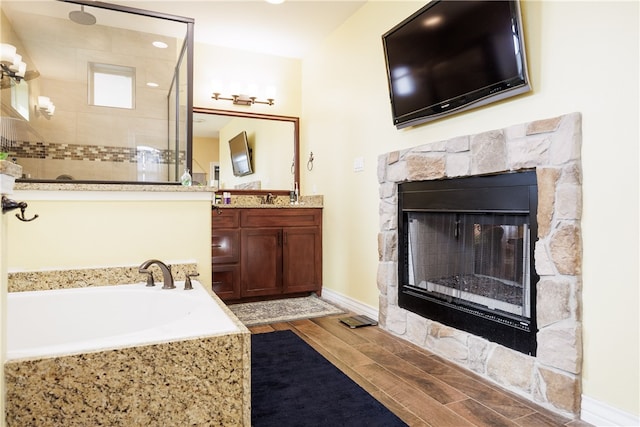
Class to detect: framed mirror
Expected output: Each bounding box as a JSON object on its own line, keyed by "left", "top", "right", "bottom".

{"left": 0, "top": 0, "right": 193, "bottom": 183}
{"left": 193, "top": 107, "right": 299, "bottom": 193}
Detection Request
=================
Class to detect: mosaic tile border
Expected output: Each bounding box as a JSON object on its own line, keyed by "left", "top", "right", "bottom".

{"left": 6, "top": 141, "right": 184, "bottom": 165}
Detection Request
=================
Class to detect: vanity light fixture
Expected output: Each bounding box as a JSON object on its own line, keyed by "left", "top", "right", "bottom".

{"left": 212, "top": 93, "right": 275, "bottom": 106}
{"left": 211, "top": 81, "right": 276, "bottom": 106}
{"left": 0, "top": 43, "right": 27, "bottom": 84}
{"left": 36, "top": 96, "right": 55, "bottom": 118}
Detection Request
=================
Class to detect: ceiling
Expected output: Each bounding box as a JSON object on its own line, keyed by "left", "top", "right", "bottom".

{"left": 107, "top": 0, "right": 367, "bottom": 59}
{"left": 2, "top": 1, "right": 368, "bottom": 138}
{"left": 3, "top": 1, "right": 366, "bottom": 59}
{"left": 136, "top": 0, "right": 367, "bottom": 137}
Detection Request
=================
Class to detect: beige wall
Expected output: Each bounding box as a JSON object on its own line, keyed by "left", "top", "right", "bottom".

{"left": 301, "top": 0, "right": 638, "bottom": 418}
{"left": 193, "top": 135, "right": 219, "bottom": 179}
{"left": 193, "top": 42, "right": 302, "bottom": 117}
{"left": 6, "top": 195, "right": 212, "bottom": 289}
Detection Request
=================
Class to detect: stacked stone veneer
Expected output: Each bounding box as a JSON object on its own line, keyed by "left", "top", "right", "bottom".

{"left": 377, "top": 113, "right": 583, "bottom": 417}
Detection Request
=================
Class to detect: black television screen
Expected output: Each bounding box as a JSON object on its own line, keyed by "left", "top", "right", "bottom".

{"left": 382, "top": 0, "right": 530, "bottom": 129}
{"left": 229, "top": 131, "right": 253, "bottom": 177}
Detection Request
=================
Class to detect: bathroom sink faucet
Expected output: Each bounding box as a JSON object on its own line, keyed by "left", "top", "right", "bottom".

{"left": 138, "top": 259, "right": 175, "bottom": 289}
{"left": 261, "top": 192, "right": 276, "bottom": 204}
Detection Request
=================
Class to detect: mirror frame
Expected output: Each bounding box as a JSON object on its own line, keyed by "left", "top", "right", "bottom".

{"left": 193, "top": 107, "right": 299, "bottom": 195}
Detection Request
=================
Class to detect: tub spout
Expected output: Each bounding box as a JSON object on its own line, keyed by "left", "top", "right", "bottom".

{"left": 138, "top": 259, "right": 175, "bottom": 289}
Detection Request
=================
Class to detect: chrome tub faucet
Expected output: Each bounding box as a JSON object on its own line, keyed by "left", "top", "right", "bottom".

{"left": 139, "top": 259, "right": 175, "bottom": 289}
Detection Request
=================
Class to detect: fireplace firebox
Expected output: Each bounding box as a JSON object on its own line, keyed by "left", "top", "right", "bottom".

{"left": 398, "top": 171, "right": 538, "bottom": 355}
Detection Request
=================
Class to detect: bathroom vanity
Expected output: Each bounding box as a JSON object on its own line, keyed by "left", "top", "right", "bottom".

{"left": 212, "top": 204, "right": 322, "bottom": 302}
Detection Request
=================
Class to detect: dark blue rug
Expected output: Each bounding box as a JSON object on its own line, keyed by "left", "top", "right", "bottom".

{"left": 251, "top": 330, "right": 407, "bottom": 427}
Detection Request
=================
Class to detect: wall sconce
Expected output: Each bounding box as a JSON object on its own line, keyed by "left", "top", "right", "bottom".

{"left": 0, "top": 43, "right": 27, "bottom": 84}
{"left": 212, "top": 93, "right": 275, "bottom": 106}
{"left": 36, "top": 96, "right": 56, "bottom": 118}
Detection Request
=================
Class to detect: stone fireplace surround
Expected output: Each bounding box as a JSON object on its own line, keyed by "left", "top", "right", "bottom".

{"left": 377, "top": 113, "right": 582, "bottom": 418}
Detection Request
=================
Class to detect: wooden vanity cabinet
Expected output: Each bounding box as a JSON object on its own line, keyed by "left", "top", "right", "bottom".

{"left": 212, "top": 207, "right": 322, "bottom": 302}
{"left": 211, "top": 209, "right": 241, "bottom": 300}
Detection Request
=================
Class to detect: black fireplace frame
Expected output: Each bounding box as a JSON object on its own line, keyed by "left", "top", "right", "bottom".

{"left": 398, "top": 170, "right": 539, "bottom": 355}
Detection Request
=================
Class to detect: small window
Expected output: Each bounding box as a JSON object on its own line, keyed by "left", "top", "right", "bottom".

{"left": 89, "top": 62, "right": 135, "bottom": 109}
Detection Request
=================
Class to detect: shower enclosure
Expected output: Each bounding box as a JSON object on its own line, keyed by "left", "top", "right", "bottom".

{"left": 0, "top": 0, "right": 193, "bottom": 183}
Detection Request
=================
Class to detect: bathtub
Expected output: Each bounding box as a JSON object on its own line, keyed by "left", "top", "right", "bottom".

{"left": 6, "top": 280, "right": 241, "bottom": 360}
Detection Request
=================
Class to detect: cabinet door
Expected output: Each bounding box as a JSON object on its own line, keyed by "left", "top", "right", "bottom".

{"left": 283, "top": 226, "right": 322, "bottom": 294}
{"left": 241, "top": 228, "right": 282, "bottom": 297}
{"left": 212, "top": 264, "right": 241, "bottom": 301}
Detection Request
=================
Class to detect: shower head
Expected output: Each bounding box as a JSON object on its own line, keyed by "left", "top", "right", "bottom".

{"left": 69, "top": 5, "right": 96, "bottom": 25}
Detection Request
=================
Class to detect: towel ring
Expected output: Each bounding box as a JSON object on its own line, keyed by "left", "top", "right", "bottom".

{"left": 307, "top": 152, "right": 314, "bottom": 171}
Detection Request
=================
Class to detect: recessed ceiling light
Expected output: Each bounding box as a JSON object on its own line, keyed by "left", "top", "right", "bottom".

{"left": 265, "top": 0, "right": 285, "bottom": 4}
{"left": 147, "top": 82, "right": 159, "bottom": 88}
{"left": 152, "top": 41, "right": 168, "bottom": 49}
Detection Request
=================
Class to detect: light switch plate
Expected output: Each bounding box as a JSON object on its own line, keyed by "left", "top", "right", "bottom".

{"left": 353, "top": 156, "right": 364, "bottom": 172}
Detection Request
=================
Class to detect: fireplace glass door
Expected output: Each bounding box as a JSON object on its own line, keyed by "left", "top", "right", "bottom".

{"left": 406, "top": 212, "right": 530, "bottom": 318}
{"left": 398, "top": 171, "right": 538, "bottom": 355}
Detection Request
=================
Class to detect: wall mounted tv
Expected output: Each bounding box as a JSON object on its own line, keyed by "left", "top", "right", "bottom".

{"left": 382, "top": 0, "right": 530, "bottom": 129}
{"left": 229, "top": 131, "right": 253, "bottom": 177}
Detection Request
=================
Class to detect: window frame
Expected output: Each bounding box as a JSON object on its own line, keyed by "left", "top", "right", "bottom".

{"left": 88, "top": 62, "right": 136, "bottom": 109}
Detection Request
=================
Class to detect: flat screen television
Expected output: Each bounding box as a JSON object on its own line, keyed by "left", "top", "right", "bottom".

{"left": 229, "top": 131, "right": 253, "bottom": 177}
{"left": 382, "top": 0, "right": 530, "bottom": 129}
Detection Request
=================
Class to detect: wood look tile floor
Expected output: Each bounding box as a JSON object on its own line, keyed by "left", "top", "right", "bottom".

{"left": 250, "top": 314, "right": 593, "bottom": 427}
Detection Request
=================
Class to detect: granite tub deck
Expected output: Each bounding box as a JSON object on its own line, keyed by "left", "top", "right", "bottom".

{"left": 4, "top": 265, "right": 251, "bottom": 427}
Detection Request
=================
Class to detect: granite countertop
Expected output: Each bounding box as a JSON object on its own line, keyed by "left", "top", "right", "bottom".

{"left": 11, "top": 180, "right": 323, "bottom": 208}
{"left": 215, "top": 194, "right": 323, "bottom": 208}
{"left": 0, "top": 160, "right": 23, "bottom": 179}
{"left": 14, "top": 182, "right": 214, "bottom": 192}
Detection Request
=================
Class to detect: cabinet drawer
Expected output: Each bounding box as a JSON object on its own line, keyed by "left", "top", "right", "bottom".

{"left": 240, "top": 208, "right": 321, "bottom": 228}
{"left": 212, "top": 209, "right": 240, "bottom": 229}
{"left": 212, "top": 229, "right": 240, "bottom": 264}
{"left": 212, "top": 264, "right": 241, "bottom": 301}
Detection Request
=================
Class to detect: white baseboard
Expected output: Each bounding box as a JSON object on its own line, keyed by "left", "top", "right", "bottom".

{"left": 581, "top": 395, "right": 640, "bottom": 426}
{"left": 321, "top": 288, "right": 379, "bottom": 321}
